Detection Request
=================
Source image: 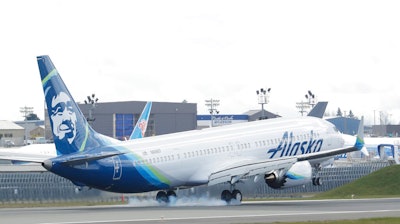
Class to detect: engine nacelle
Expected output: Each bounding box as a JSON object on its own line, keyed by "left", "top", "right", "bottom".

{"left": 264, "top": 161, "right": 312, "bottom": 189}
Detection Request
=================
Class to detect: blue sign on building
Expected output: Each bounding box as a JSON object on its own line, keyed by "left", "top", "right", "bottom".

{"left": 197, "top": 115, "right": 249, "bottom": 127}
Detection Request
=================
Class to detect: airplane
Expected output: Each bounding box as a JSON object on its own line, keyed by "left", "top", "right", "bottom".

{"left": 0, "top": 101, "right": 153, "bottom": 164}
{"left": 364, "top": 137, "right": 399, "bottom": 163}
{"left": 342, "top": 125, "right": 399, "bottom": 163}
{"left": 2, "top": 55, "right": 366, "bottom": 203}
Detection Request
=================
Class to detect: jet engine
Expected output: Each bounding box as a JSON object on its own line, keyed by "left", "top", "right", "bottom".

{"left": 264, "top": 161, "right": 312, "bottom": 189}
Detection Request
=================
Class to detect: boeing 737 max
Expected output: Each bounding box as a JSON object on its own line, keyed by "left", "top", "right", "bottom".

{"left": 4, "top": 55, "right": 366, "bottom": 203}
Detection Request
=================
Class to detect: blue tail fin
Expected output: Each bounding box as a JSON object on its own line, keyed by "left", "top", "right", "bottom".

{"left": 37, "top": 55, "right": 110, "bottom": 155}
{"left": 129, "top": 102, "right": 152, "bottom": 140}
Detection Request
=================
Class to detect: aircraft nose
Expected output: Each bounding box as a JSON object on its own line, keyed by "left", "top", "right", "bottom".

{"left": 42, "top": 159, "right": 53, "bottom": 170}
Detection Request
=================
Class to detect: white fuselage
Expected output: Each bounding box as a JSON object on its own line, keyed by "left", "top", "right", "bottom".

{"left": 113, "top": 116, "right": 344, "bottom": 188}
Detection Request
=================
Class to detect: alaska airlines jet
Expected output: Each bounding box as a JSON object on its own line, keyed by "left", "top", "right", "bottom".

{"left": 0, "top": 102, "right": 153, "bottom": 164}
{"left": 5, "top": 55, "right": 366, "bottom": 203}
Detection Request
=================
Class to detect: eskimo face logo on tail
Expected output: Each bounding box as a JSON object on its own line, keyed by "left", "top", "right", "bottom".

{"left": 267, "top": 131, "right": 323, "bottom": 159}
{"left": 50, "top": 92, "right": 77, "bottom": 144}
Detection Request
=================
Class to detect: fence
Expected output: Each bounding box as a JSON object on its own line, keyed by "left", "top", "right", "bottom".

{"left": 0, "top": 161, "right": 392, "bottom": 204}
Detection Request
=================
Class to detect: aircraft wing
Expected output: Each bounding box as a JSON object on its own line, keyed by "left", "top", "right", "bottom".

{"left": 298, "top": 116, "right": 366, "bottom": 161}
{"left": 208, "top": 157, "right": 297, "bottom": 186}
{"left": 0, "top": 151, "right": 53, "bottom": 163}
{"left": 297, "top": 145, "right": 360, "bottom": 161}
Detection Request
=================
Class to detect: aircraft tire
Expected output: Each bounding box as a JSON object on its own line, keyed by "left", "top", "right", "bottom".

{"left": 166, "top": 190, "right": 176, "bottom": 197}
{"left": 316, "top": 177, "right": 322, "bottom": 186}
{"left": 232, "top": 189, "right": 242, "bottom": 202}
{"left": 221, "top": 190, "right": 232, "bottom": 202}
{"left": 156, "top": 191, "right": 169, "bottom": 203}
{"left": 166, "top": 190, "right": 177, "bottom": 202}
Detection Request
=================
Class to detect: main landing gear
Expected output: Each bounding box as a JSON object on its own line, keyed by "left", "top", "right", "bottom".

{"left": 156, "top": 190, "right": 177, "bottom": 203}
{"left": 155, "top": 188, "right": 243, "bottom": 204}
{"left": 312, "top": 163, "right": 323, "bottom": 186}
{"left": 221, "top": 189, "right": 242, "bottom": 203}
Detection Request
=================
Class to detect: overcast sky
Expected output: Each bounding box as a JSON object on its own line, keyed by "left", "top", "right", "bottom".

{"left": 1, "top": 0, "right": 399, "bottom": 125}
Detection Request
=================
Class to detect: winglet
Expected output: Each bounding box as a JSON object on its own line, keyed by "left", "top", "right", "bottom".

{"left": 355, "top": 116, "right": 368, "bottom": 156}
{"left": 129, "top": 102, "right": 152, "bottom": 139}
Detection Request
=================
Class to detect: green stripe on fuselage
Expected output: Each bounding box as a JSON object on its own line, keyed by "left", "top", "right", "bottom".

{"left": 127, "top": 153, "right": 171, "bottom": 186}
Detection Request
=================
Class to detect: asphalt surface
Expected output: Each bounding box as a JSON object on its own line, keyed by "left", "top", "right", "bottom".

{"left": 1, "top": 198, "right": 400, "bottom": 224}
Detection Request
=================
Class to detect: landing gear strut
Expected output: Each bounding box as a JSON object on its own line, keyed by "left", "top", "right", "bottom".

{"left": 312, "top": 163, "right": 323, "bottom": 186}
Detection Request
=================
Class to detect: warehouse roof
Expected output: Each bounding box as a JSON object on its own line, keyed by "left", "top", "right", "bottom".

{"left": 0, "top": 120, "right": 24, "bottom": 130}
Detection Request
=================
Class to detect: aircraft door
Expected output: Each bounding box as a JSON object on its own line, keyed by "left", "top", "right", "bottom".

{"left": 112, "top": 156, "right": 122, "bottom": 180}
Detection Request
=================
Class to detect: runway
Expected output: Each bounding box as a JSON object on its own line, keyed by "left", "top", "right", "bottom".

{"left": 1, "top": 198, "right": 400, "bottom": 224}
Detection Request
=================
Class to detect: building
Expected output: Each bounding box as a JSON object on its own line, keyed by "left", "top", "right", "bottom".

{"left": 243, "top": 109, "right": 280, "bottom": 121}
{"left": 325, "top": 117, "right": 360, "bottom": 135}
{"left": 0, "top": 120, "right": 24, "bottom": 147}
{"left": 325, "top": 117, "right": 400, "bottom": 137}
{"left": 197, "top": 110, "right": 280, "bottom": 129}
{"left": 197, "top": 114, "right": 249, "bottom": 129}
{"left": 371, "top": 125, "right": 400, "bottom": 137}
{"left": 14, "top": 120, "right": 45, "bottom": 144}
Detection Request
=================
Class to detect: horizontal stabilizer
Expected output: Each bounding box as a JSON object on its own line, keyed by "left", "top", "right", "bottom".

{"left": 0, "top": 151, "right": 53, "bottom": 163}
{"left": 60, "top": 151, "right": 127, "bottom": 166}
{"left": 307, "top": 101, "right": 328, "bottom": 118}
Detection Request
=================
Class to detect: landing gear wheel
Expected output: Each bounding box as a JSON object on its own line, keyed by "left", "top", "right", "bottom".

{"left": 166, "top": 190, "right": 177, "bottom": 203}
{"left": 312, "top": 177, "right": 322, "bottom": 186}
{"left": 156, "top": 191, "right": 168, "bottom": 203}
{"left": 221, "top": 190, "right": 232, "bottom": 202}
{"left": 315, "top": 177, "right": 322, "bottom": 186}
{"left": 166, "top": 190, "right": 176, "bottom": 198}
{"left": 231, "top": 189, "right": 242, "bottom": 202}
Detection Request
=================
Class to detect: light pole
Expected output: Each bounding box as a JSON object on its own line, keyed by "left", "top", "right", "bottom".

{"left": 256, "top": 88, "right": 270, "bottom": 120}
{"left": 296, "top": 101, "right": 310, "bottom": 116}
{"left": 205, "top": 99, "right": 219, "bottom": 127}
{"left": 20, "top": 106, "right": 33, "bottom": 145}
{"left": 84, "top": 93, "right": 99, "bottom": 125}
{"left": 305, "top": 90, "right": 317, "bottom": 108}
